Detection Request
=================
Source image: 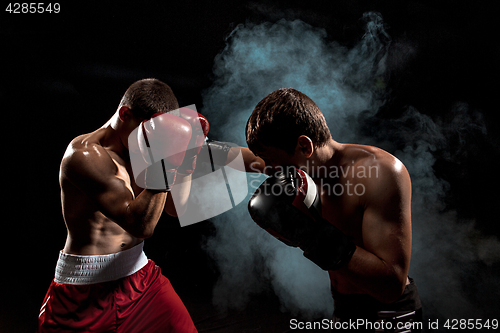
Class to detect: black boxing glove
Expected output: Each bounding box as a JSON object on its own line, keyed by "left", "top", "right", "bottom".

{"left": 248, "top": 168, "right": 356, "bottom": 270}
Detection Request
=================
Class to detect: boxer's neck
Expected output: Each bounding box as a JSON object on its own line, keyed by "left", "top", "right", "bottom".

{"left": 307, "top": 139, "right": 343, "bottom": 180}
{"left": 99, "top": 111, "right": 129, "bottom": 158}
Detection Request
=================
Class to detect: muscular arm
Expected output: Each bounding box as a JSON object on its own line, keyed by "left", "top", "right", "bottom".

{"left": 204, "top": 142, "right": 266, "bottom": 173}
{"left": 162, "top": 145, "right": 264, "bottom": 217}
{"left": 63, "top": 144, "right": 166, "bottom": 239}
{"left": 334, "top": 157, "right": 412, "bottom": 303}
{"left": 240, "top": 147, "right": 266, "bottom": 173}
{"left": 164, "top": 174, "right": 192, "bottom": 217}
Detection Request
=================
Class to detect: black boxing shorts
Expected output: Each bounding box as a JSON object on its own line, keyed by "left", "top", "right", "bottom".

{"left": 332, "top": 277, "right": 422, "bottom": 332}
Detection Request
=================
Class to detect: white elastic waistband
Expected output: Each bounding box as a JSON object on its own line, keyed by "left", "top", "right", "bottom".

{"left": 54, "top": 242, "right": 149, "bottom": 285}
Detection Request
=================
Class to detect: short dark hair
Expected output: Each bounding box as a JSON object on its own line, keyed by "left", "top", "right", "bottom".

{"left": 119, "top": 78, "right": 179, "bottom": 119}
{"left": 246, "top": 88, "right": 331, "bottom": 155}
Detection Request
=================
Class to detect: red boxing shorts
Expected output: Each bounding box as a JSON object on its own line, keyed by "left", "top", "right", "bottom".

{"left": 37, "top": 243, "right": 197, "bottom": 333}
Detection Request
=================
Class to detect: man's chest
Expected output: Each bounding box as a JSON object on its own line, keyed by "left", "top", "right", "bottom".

{"left": 319, "top": 184, "right": 365, "bottom": 245}
{"left": 107, "top": 150, "right": 144, "bottom": 197}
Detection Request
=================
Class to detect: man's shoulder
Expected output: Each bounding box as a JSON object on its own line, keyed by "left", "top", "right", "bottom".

{"left": 340, "top": 144, "right": 411, "bottom": 200}
{"left": 60, "top": 132, "right": 115, "bottom": 183}
{"left": 342, "top": 144, "right": 407, "bottom": 175}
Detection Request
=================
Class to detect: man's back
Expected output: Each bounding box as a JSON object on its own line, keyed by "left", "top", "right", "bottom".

{"left": 59, "top": 128, "right": 142, "bottom": 255}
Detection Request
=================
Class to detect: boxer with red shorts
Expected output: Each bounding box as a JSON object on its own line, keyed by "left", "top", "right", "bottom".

{"left": 38, "top": 79, "right": 204, "bottom": 332}
{"left": 38, "top": 243, "right": 196, "bottom": 332}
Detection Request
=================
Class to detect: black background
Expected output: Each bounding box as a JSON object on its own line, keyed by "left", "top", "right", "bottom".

{"left": 2, "top": 0, "right": 499, "bottom": 332}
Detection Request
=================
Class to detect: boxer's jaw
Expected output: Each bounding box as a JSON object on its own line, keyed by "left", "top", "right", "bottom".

{"left": 100, "top": 106, "right": 144, "bottom": 156}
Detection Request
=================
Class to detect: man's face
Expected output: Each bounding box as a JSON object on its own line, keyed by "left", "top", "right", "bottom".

{"left": 122, "top": 117, "right": 146, "bottom": 150}
{"left": 117, "top": 106, "right": 147, "bottom": 150}
{"left": 255, "top": 145, "right": 302, "bottom": 170}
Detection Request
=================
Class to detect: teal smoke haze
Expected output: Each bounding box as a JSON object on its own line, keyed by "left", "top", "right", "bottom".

{"left": 201, "top": 12, "right": 499, "bottom": 320}
{"left": 203, "top": 12, "right": 389, "bottom": 146}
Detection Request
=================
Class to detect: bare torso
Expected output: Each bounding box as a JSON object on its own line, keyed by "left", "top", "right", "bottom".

{"left": 60, "top": 128, "right": 144, "bottom": 255}
{"left": 318, "top": 144, "right": 411, "bottom": 294}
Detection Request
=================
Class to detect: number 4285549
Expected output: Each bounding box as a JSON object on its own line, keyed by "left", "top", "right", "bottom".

{"left": 6, "top": 3, "right": 60, "bottom": 14}
{"left": 444, "top": 319, "right": 498, "bottom": 330}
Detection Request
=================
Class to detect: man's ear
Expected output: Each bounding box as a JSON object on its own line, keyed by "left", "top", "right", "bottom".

{"left": 296, "top": 135, "right": 314, "bottom": 158}
{"left": 118, "top": 105, "right": 132, "bottom": 122}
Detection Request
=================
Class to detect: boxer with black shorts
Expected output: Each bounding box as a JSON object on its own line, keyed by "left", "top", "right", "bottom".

{"left": 246, "top": 88, "right": 422, "bottom": 332}
{"left": 38, "top": 79, "right": 201, "bottom": 333}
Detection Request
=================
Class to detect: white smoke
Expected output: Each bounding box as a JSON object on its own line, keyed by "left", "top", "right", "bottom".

{"left": 200, "top": 11, "right": 499, "bottom": 321}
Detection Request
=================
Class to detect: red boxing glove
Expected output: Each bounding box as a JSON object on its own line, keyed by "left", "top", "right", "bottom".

{"left": 138, "top": 112, "right": 192, "bottom": 191}
{"left": 176, "top": 108, "right": 209, "bottom": 175}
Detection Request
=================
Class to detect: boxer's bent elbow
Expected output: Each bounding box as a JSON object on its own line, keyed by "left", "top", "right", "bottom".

{"left": 121, "top": 216, "right": 156, "bottom": 239}
{"left": 164, "top": 201, "right": 188, "bottom": 217}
